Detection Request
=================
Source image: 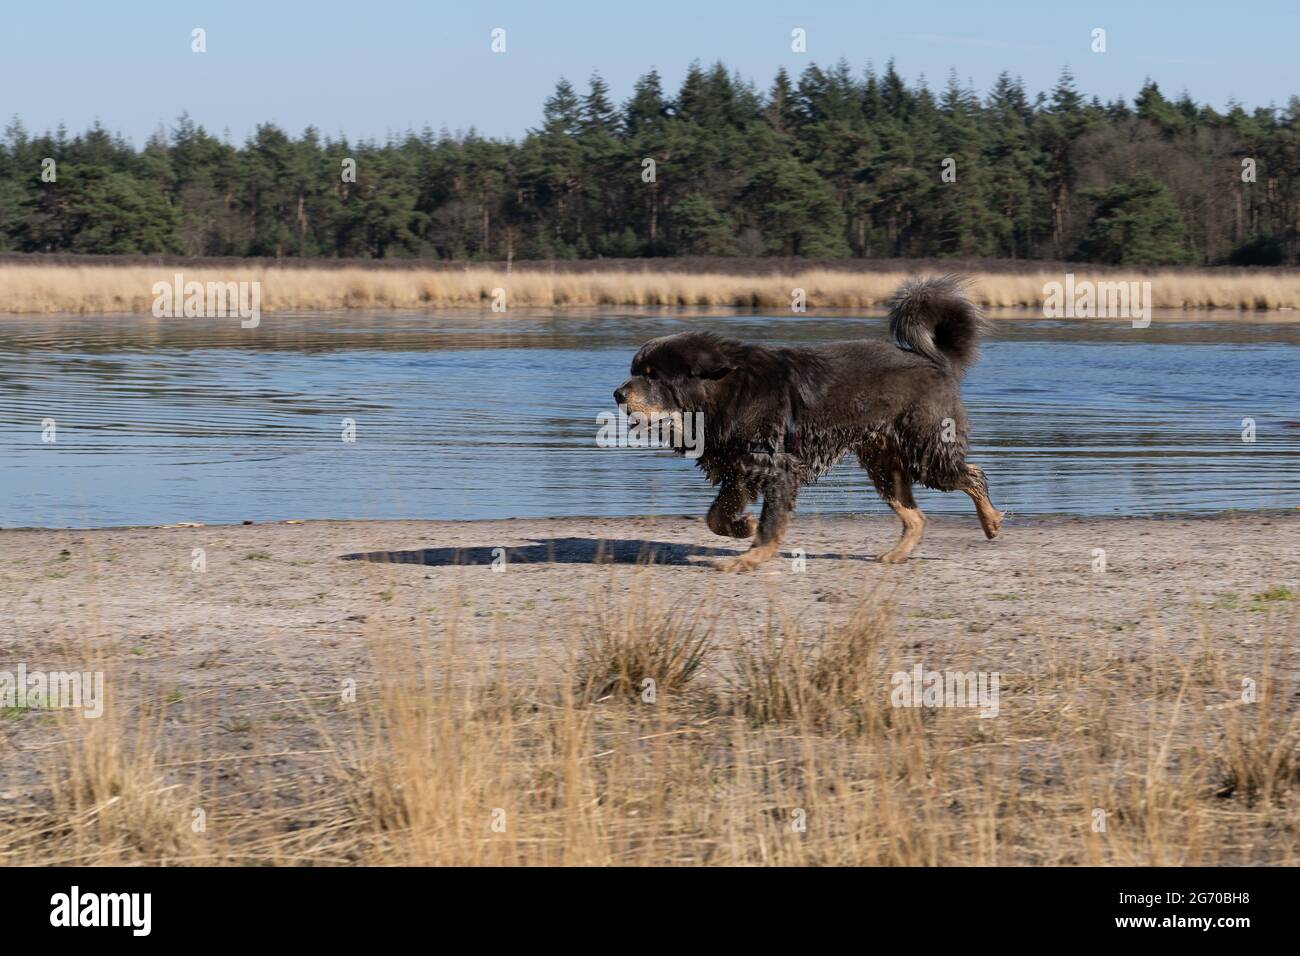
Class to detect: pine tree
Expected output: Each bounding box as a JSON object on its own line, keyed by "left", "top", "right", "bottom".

{"left": 1079, "top": 176, "right": 1191, "bottom": 264}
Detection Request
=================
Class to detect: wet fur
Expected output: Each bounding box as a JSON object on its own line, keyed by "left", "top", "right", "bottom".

{"left": 614, "top": 275, "right": 1003, "bottom": 569}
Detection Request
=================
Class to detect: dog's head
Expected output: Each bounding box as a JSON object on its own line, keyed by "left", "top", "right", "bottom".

{"left": 613, "top": 332, "right": 736, "bottom": 421}
{"left": 614, "top": 331, "right": 827, "bottom": 453}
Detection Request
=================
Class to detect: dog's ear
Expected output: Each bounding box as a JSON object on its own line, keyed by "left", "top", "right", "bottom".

{"left": 773, "top": 348, "right": 829, "bottom": 447}
{"left": 783, "top": 353, "right": 828, "bottom": 409}
{"left": 689, "top": 340, "right": 738, "bottom": 381}
{"left": 692, "top": 361, "right": 734, "bottom": 381}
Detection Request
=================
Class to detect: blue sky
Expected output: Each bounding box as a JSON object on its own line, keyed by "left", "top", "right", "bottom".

{"left": 2, "top": 0, "right": 1296, "bottom": 145}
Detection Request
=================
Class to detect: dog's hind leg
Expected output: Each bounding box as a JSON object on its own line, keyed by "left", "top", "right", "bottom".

{"left": 874, "top": 469, "right": 926, "bottom": 564}
{"left": 957, "top": 464, "right": 1003, "bottom": 540}
{"left": 706, "top": 479, "right": 757, "bottom": 539}
{"left": 714, "top": 476, "right": 797, "bottom": 571}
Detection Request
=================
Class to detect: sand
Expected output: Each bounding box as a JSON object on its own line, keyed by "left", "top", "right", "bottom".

{"left": 2, "top": 511, "right": 1296, "bottom": 800}
{"left": 5, "top": 510, "right": 1296, "bottom": 674}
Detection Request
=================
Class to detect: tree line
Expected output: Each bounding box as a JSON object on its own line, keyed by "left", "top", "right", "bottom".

{"left": 2, "top": 61, "right": 1297, "bottom": 265}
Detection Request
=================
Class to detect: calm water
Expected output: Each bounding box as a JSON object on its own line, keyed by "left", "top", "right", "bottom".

{"left": 1, "top": 310, "right": 1297, "bottom": 527}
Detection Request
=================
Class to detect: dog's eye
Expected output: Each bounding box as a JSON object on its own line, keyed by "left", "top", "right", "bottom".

{"left": 643, "top": 368, "right": 656, "bottom": 380}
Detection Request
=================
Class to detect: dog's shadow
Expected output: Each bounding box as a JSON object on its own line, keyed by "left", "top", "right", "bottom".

{"left": 341, "top": 536, "right": 873, "bottom": 567}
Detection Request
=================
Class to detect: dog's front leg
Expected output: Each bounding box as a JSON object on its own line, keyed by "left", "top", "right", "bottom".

{"left": 706, "top": 479, "right": 757, "bottom": 539}
{"left": 714, "top": 475, "right": 797, "bottom": 572}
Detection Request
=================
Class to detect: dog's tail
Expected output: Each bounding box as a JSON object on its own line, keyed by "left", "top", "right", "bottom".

{"left": 888, "top": 275, "right": 987, "bottom": 376}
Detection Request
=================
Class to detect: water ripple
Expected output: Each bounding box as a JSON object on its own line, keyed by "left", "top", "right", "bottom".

{"left": 0, "top": 310, "right": 1296, "bottom": 527}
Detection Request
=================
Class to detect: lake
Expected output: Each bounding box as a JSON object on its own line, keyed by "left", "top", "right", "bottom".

{"left": 1, "top": 309, "right": 1296, "bottom": 527}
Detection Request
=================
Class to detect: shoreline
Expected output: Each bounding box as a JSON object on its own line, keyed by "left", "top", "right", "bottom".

{"left": 3, "top": 507, "right": 1297, "bottom": 533}
{"left": 4, "top": 260, "right": 1300, "bottom": 314}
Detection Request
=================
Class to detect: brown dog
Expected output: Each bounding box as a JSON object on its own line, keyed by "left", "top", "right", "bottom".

{"left": 613, "top": 276, "right": 1003, "bottom": 570}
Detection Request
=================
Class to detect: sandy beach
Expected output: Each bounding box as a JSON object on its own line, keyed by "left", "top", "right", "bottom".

{"left": 2, "top": 512, "right": 1297, "bottom": 865}
{"left": 6, "top": 511, "right": 1296, "bottom": 668}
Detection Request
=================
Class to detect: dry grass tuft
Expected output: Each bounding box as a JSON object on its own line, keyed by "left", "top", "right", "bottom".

{"left": 1, "top": 699, "right": 205, "bottom": 865}
{"left": 574, "top": 577, "right": 713, "bottom": 701}
{"left": 1211, "top": 653, "right": 1300, "bottom": 806}
{"left": 47, "top": 701, "right": 203, "bottom": 864}
{"left": 732, "top": 596, "right": 892, "bottom": 733}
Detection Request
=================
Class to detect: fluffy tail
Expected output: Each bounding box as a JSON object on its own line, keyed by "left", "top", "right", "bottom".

{"left": 887, "top": 275, "right": 987, "bottom": 376}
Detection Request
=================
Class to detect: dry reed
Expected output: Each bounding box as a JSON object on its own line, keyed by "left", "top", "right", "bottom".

{"left": 3, "top": 263, "right": 1300, "bottom": 314}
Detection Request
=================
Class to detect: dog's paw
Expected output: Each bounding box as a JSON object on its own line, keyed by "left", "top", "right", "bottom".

{"left": 713, "top": 554, "right": 764, "bottom": 572}
{"left": 878, "top": 549, "right": 911, "bottom": 564}
{"left": 712, "top": 556, "right": 749, "bottom": 572}
{"left": 707, "top": 515, "right": 759, "bottom": 539}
